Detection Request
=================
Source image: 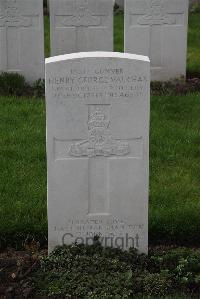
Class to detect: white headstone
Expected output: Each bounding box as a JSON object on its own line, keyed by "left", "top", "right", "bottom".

{"left": 49, "top": 0, "right": 114, "bottom": 56}
{"left": 125, "top": 0, "right": 189, "bottom": 81}
{"left": 46, "top": 52, "right": 150, "bottom": 254}
{"left": 0, "top": 0, "right": 44, "bottom": 82}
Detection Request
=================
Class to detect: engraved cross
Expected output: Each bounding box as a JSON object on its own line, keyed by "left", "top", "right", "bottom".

{"left": 54, "top": 0, "right": 110, "bottom": 52}
{"left": 129, "top": 0, "right": 185, "bottom": 67}
{"left": 55, "top": 104, "right": 142, "bottom": 215}
{"left": 0, "top": 0, "right": 39, "bottom": 70}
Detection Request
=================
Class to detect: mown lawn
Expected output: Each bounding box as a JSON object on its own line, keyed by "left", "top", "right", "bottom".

{"left": 45, "top": 10, "right": 200, "bottom": 74}
{"left": 187, "top": 12, "right": 200, "bottom": 74}
{"left": 150, "top": 93, "right": 200, "bottom": 245}
{"left": 0, "top": 97, "right": 47, "bottom": 246}
{"left": 0, "top": 92, "right": 199, "bottom": 247}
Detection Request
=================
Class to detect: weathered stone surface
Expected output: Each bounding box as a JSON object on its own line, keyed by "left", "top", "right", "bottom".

{"left": 125, "top": 0, "right": 189, "bottom": 81}
{"left": 46, "top": 52, "right": 150, "bottom": 254}
{"left": 0, "top": 0, "right": 44, "bottom": 82}
{"left": 49, "top": 0, "right": 114, "bottom": 55}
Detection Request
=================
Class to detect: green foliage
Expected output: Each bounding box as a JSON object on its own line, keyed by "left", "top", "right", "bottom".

{"left": 151, "top": 78, "right": 200, "bottom": 96}
{"left": 35, "top": 244, "right": 133, "bottom": 299}
{"left": 143, "top": 272, "right": 173, "bottom": 296}
{"left": 190, "top": 4, "right": 200, "bottom": 14}
{"left": 149, "top": 248, "right": 200, "bottom": 293}
{"left": 0, "top": 72, "right": 27, "bottom": 96}
{"left": 0, "top": 72, "right": 45, "bottom": 97}
{"left": 33, "top": 244, "right": 200, "bottom": 298}
{"left": 32, "top": 79, "right": 45, "bottom": 97}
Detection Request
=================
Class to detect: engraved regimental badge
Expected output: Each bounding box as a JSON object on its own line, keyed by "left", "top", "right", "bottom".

{"left": 69, "top": 106, "right": 130, "bottom": 158}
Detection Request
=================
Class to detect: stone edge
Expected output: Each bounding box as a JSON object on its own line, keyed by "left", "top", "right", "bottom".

{"left": 45, "top": 52, "right": 150, "bottom": 64}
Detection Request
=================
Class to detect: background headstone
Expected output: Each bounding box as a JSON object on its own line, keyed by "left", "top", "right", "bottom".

{"left": 46, "top": 52, "right": 150, "bottom": 254}
{"left": 0, "top": 0, "right": 44, "bottom": 82}
{"left": 49, "top": 0, "right": 114, "bottom": 56}
{"left": 125, "top": 0, "right": 189, "bottom": 81}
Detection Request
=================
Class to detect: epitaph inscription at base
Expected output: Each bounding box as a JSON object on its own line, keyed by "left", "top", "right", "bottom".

{"left": 46, "top": 52, "right": 150, "bottom": 253}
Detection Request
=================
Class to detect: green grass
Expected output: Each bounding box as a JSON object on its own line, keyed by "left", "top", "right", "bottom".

{"left": 0, "top": 97, "right": 47, "bottom": 247}
{"left": 150, "top": 93, "right": 200, "bottom": 245}
{"left": 114, "top": 10, "right": 124, "bottom": 52}
{"left": 44, "top": 11, "right": 200, "bottom": 75}
{"left": 187, "top": 13, "right": 200, "bottom": 74}
{"left": 0, "top": 93, "right": 199, "bottom": 247}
